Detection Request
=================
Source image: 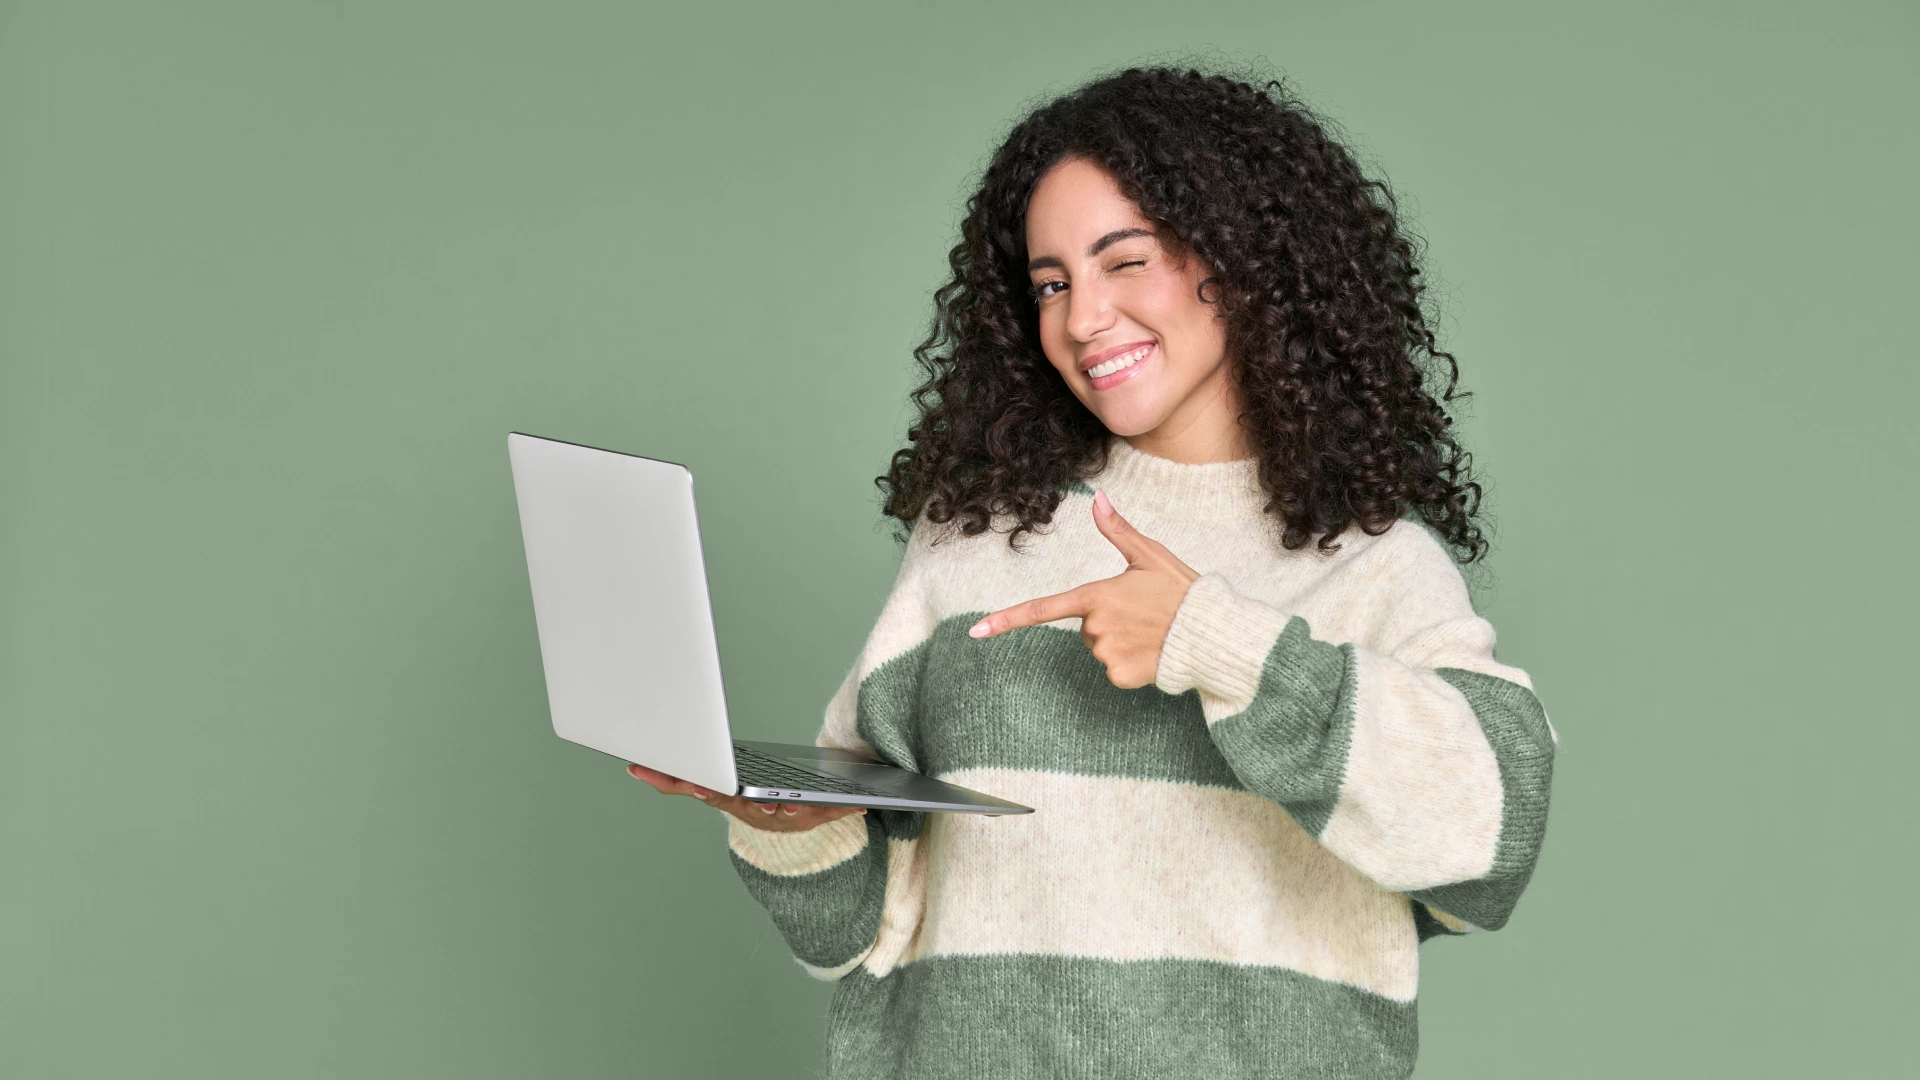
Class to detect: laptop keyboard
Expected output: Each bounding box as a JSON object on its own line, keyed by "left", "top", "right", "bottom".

{"left": 733, "top": 743, "right": 893, "bottom": 798}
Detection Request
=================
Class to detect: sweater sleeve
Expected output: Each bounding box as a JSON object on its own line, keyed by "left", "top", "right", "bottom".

{"left": 724, "top": 522, "right": 938, "bottom": 978}
{"left": 724, "top": 666, "right": 895, "bottom": 978}
{"left": 1153, "top": 524, "right": 1557, "bottom": 934}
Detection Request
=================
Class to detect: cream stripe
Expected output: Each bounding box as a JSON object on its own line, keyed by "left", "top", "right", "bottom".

{"left": 856, "top": 517, "right": 1128, "bottom": 677}
{"left": 815, "top": 662, "right": 878, "bottom": 759}
{"left": 854, "top": 561, "right": 946, "bottom": 680}
{"left": 1390, "top": 614, "right": 1535, "bottom": 691}
{"left": 799, "top": 952, "right": 869, "bottom": 981}
{"left": 903, "top": 767, "right": 1419, "bottom": 1001}
{"left": 862, "top": 837, "right": 927, "bottom": 978}
{"left": 1401, "top": 612, "right": 1556, "bottom": 744}
{"left": 853, "top": 507, "right": 1395, "bottom": 680}
{"left": 726, "top": 811, "right": 870, "bottom": 877}
{"left": 1318, "top": 650, "right": 1502, "bottom": 891}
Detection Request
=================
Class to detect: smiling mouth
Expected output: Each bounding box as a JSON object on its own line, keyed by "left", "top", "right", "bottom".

{"left": 1086, "top": 343, "right": 1153, "bottom": 379}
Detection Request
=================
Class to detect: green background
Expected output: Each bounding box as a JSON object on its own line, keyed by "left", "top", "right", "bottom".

{"left": 4, "top": 1, "right": 1914, "bottom": 1076}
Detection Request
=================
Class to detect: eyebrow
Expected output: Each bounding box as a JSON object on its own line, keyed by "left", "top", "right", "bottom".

{"left": 1026, "top": 227, "right": 1156, "bottom": 273}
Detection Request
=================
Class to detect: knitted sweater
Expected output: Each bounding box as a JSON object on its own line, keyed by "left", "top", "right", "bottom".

{"left": 725, "top": 438, "right": 1556, "bottom": 1079}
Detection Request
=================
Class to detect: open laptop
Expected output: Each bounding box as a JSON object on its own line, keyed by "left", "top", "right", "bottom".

{"left": 506, "top": 432, "right": 1032, "bottom": 816}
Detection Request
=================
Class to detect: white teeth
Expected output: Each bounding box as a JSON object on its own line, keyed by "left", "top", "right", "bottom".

{"left": 1088, "top": 344, "right": 1152, "bottom": 379}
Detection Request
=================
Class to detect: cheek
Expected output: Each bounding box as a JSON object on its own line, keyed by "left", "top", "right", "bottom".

{"left": 1037, "top": 317, "right": 1088, "bottom": 390}
{"left": 1142, "top": 281, "right": 1224, "bottom": 360}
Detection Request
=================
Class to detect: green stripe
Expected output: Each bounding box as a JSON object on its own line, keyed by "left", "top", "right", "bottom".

{"left": 825, "top": 954, "right": 1417, "bottom": 1079}
{"left": 1407, "top": 668, "right": 1556, "bottom": 931}
{"left": 856, "top": 620, "right": 1243, "bottom": 792}
{"left": 1205, "top": 615, "right": 1357, "bottom": 836}
{"left": 853, "top": 634, "right": 929, "bottom": 775}
{"left": 873, "top": 808, "right": 925, "bottom": 843}
{"left": 849, "top": 632, "right": 934, "bottom": 843}
{"left": 730, "top": 813, "right": 890, "bottom": 970}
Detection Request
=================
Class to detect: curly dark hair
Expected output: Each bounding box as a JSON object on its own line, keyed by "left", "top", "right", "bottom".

{"left": 876, "top": 62, "right": 1491, "bottom": 564}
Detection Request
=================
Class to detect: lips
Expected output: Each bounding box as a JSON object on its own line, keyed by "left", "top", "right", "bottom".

{"left": 1081, "top": 341, "right": 1155, "bottom": 390}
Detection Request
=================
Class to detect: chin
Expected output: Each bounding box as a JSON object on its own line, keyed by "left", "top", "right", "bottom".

{"left": 1086, "top": 403, "right": 1175, "bottom": 439}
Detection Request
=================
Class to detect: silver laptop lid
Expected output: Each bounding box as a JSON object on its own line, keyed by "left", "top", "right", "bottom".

{"left": 507, "top": 432, "right": 739, "bottom": 793}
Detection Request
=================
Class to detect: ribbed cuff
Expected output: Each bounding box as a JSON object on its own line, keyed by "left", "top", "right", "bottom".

{"left": 726, "top": 811, "right": 872, "bottom": 877}
{"left": 1154, "top": 573, "right": 1293, "bottom": 708}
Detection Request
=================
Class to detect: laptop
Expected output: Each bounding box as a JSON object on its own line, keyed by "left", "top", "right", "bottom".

{"left": 506, "top": 432, "right": 1033, "bottom": 816}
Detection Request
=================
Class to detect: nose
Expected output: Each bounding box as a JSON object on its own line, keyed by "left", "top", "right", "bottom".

{"left": 1064, "top": 273, "right": 1115, "bottom": 342}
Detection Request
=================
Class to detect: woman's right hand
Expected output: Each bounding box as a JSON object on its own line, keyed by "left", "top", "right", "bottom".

{"left": 625, "top": 762, "right": 868, "bottom": 833}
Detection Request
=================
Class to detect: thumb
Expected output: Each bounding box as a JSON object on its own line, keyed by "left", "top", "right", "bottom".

{"left": 1092, "top": 489, "right": 1173, "bottom": 568}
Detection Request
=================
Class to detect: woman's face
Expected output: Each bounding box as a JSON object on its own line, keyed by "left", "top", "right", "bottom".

{"left": 1023, "top": 156, "right": 1244, "bottom": 462}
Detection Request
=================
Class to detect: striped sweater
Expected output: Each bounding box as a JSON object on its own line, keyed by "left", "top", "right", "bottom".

{"left": 726, "top": 438, "right": 1556, "bottom": 1079}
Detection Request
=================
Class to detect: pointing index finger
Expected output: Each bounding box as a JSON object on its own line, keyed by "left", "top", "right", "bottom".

{"left": 968, "top": 584, "right": 1096, "bottom": 638}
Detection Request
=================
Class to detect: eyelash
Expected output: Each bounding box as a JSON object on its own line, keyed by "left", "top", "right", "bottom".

{"left": 1029, "top": 260, "right": 1146, "bottom": 300}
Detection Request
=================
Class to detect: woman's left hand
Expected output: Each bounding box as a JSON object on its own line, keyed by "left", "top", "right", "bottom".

{"left": 969, "top": 489, "right": 1199, "bottom": 689}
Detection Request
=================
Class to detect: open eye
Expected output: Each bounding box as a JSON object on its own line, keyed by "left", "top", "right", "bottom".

{"left": 1028, "top": 280, "right": 1066, "bottom": 300}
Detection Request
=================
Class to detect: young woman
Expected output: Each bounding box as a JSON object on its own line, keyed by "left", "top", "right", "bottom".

{"left": 630, "top": 65, "right": 1556, "bottom": 1079}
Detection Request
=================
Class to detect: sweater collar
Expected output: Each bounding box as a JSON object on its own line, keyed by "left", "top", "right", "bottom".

{"left": 1081, "top": 436, "right": 1268, "bottom": 521}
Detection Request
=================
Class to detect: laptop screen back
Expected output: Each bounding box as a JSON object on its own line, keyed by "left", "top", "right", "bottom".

{"left": 506, "top": 433, "right": 739, "bottom": 793}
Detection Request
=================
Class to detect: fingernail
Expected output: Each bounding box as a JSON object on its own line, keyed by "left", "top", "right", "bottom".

{"left": 692, "top": 789, "right": 709, "bottom": 799}
{"left": 1094, "top": 489, "right": 1110, "bottom": 512}
{"left": 781, "top": 804, "right": 798, "bottom": 815}
{"left": 969, "top": 620, "right": 990, "bottom": 637}
{"left": 760, "top": 804, "right": 775, "bottom": 814}
{"left": 856, "top": 808, "right": 867, "bottom": 814}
